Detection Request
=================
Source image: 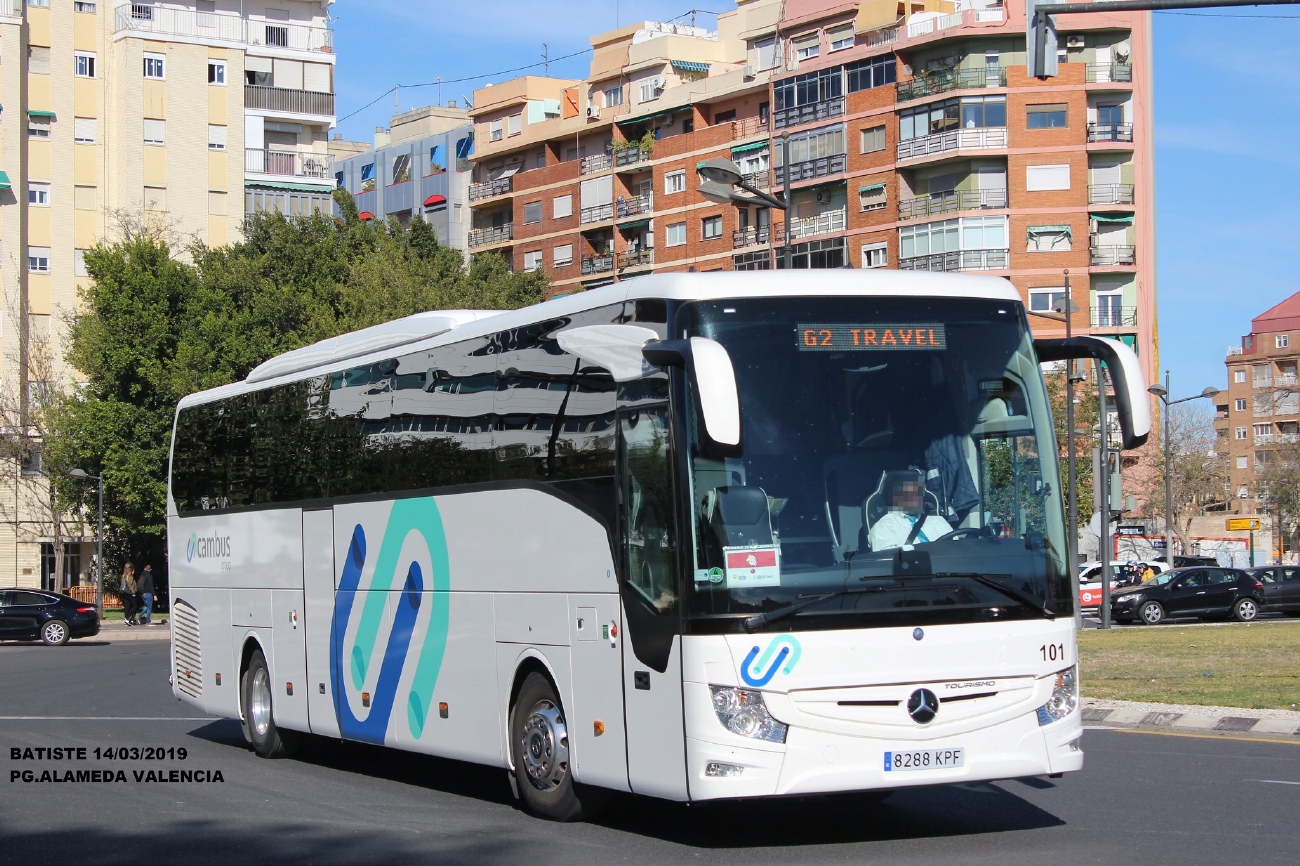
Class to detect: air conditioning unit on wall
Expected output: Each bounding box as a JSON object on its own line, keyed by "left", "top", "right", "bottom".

{"left": 743, "top": 65, "right": 756, "bottom": 80}
{"left": 1066, "top": 34, "right": 1086, "bottom": 49}
{"left": 586, "top": 106, "right": 600, "bottom": 119}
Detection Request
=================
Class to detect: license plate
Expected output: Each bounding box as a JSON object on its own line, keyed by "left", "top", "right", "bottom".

{"left": 884, "top": 747, "right": 965, "bottom": 772}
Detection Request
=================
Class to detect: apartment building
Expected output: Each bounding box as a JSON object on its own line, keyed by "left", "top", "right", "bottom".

{"left": 465, "top": 0, "right": 1156, "bottom": 388}
{"left": 0, "top": 0, "right": 336, "bottom": 592}
{"left": 1218, "top": 291, "right": 1300, "bottom": 516}
{"left": 333, "top": 103, "right": 475, "bottom": 252}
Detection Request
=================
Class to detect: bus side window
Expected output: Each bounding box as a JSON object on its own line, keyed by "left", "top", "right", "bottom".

{"left": 621, "top": 407, "right": 677, "bottom": 615}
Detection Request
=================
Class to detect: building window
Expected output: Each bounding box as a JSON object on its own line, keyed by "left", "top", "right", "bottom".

{"left": 701, "top": 215, "right": 723, "bottom": 240}
{"left": 734, "top": 250, "right": 771, "bottom": 270}
{"left": 639, "top": 78, "right": 662, "bottom": 102}
{"left": 604, "top": 86, "right": 623, "bottom": 107}
{"left": 27, "top": 247, "right": 51, "bottom": 273}
{"left": 489, "top": 120, "right": 503, "bottom": 142}
{"left": 74, "top": 52, "right": 96, "bottom": 78}
{"left": 1236, "top": 399, "right": 1248, "bottom": 412}
{"left": 1237, "top": 456, "right": 1249, "bottom": 469}
{"left": 28, "top": 116, "right": 51, "bottom": 138}
{"left": 793, "top": 32, "right": 820, "bottom": 61}
{"left": 390, "top": 153, "right": 412, "bottom": 184}
{"left": 144, "top": 118, "right": 166, "bottom": 146}
{"left": 74, "top": 249, "right": 89, "bottom": 277}
{"left": 523, "top": 201, "right": 542, "bottom": 224}
{"left": 74, "top": 1, "right": 97, "bottom": 11}
{"left": 1234, "top": 369, "right": 1246, "bottom": 383}
{"left": 1027, "top": 226, "right": 1072, "bottom": 251}
{"left": 899, "top": 96, "right": 1006, "bottom": 141}
{"left": 207, "top": 125, "right": 227, "bottom": 151}
{"left": 28, "top": 46, "right": 50, "bottom": 74}
{"left": 28, "top": 182, "right": 51, "bottom": 206}
{"left": 1254, "top": 423, "right": 1272, "bottom": 436}
{"left": 860, "top": 125, "right": 886, "bottom": 154}
{"left": 209, "top": 60, "right": 227, "bottom": 86}
{"left": 861, "top": 242, "right": 888, "bottom": 268}
{"left": 523, "top": 250, "right": 543, "bottom": 272}
{"left": 1029, "top": 287, "right": 1067, "bottom": 312}
{"left": 1278, "top": 334, "right": 1290, "bottom": 349}
{"left": 666, "top": 221, "right": 686, "bottom": 247}
{"left": 1027, "top": 104, "right": 1068, "bottom": 129}
{"left": 143, "top": 52, "right": 166, "bottom": 80}
{"left": 27, "top": 0, "right": 50, "bottom": 8}
{"left": 844, "top": 55, "right": 895, "bottom": 93}
{"left": 553, "top": 244, "right": 573, "bottom": 267}
{"left": 1025, "top": 164, "right": 1070, "bottom": 191}
{"left": 507, "top": 114, "right": 522, "bottom": 137}
{"left": 827, "top": 23, "right": 855, "bottom": 52}
{"left": 859, "top": 184, "right": 886, "bottom": 211}
{"left": 664, "top": 170, "right": 685, "bottom": 194}
{"left": 553, "top": 194, "right": 572, "bottom": 219}
{"left": 74, "top": 117, "right": 97, "bottom": 144}
{"left": 360, "top": 163, "right": 375, "bottom": 192}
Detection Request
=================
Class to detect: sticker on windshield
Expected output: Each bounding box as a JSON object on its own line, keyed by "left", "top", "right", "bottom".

{"left": 797, "top": 323, "right": 947, "bottom": 351}
{"left": 724, "top": 546, "right": 780, "bottom": 588}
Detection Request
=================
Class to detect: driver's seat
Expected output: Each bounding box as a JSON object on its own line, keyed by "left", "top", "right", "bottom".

{"left": 860, "top": 469, "right": 941, "bottom": 552}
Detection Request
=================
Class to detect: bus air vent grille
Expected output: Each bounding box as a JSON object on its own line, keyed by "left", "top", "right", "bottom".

{"left": 171, "top": 599, "right": 203, "bottom": 699}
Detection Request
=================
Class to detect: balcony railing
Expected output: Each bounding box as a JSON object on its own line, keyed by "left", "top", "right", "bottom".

{"left": 617, "top": 249, "right": 654, "bottom": 269}
{"left": 1279, "top": 433, "right": 1300, "bottom": 444}
{"left": 733, "top": 227, "right": 772, "bottom": 249}
{"left": 0, "top": 0, "right": 22, "bottom": 18}
{"left": 1086, "top": 64, "right": 1133, "bottom": 84}
{"left": 1091, "top": 306, "right": 1137, "bottom": 328}
{"left": 741, "top": 170, "right": 770, "bottom": 190}
{"left": 615, "top": 147, "right": 652, "bottom": 168}
{"left": 1091, "top": 245, "right": 1136, "bottom": 266}
{"left": 1256, "top": 433, "right": 1276, "bottom": 445}
{"left": 244, "top": 85, "right": 335, "bottom": 117}
{"left": 468, "top": 224, "right": 513, "bottom": 248}
{"left": 113, "top": 5, "right": 333, "bottom": 52}
{"left": 898, "top": 248, "right": 1010, "bottom": 273}
{"left": 864, "top": 24, "right": 900, "bottom": 48}
{"left": 581, "top": 153, "right": 613, "bottom": 175}
{"left": 774, "top": 152, "right": 846, "bottom": 185}
{"left": 244, "top": 147, "right": 333, "bottom": 179}
{"left": 897, "top": 127, "right": 1008, "bottom": 160}
{"left": 1228, "top": 346, "right": 1244, "bottom": 356}
{"left": 468, "top": 177, "right": 513, "bottom": 201}
{"left": 1255, "top": 376, "right": 1273, "bottom": 387}
{"left": 773, "top": 96, "right": 845, "bottom": 131}
{"left": 1087, "top": 123, "right": 1134, "bottom": 143}
{"left": 906, "top": 6, "right": 1005, "bottom": 38}
{"left": 581, "top": 203, "right": 614, "bottom": 224}
{"left": 616, "top": 194, "right": 653, "bottom": 219}
{"left": 581, "top": 254, "right": 614, "bottom": 275}
{"left": 776, "top": 209, "right": 846, "bottom": 243}
{"left": 1278, "top": 373, "right": 1299, "bottom": 387}
{"left": 1088, "top": 183, "right": 1134, "bottom": 205}
{"left": 897, "top": 67, "right": 1007, "bottom": 102}
{"left": 727, "top": 116, "right": 770, "bottom": 140}
{"left": 898, "top": 188, "right": 1007, "bottom": 220}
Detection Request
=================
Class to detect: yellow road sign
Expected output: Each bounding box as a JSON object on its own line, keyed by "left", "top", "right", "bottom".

{"left": 1226, "top": 517, "right": 1261, "bottom": 531}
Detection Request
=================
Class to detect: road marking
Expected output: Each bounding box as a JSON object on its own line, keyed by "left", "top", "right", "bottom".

{"left": 1111, "top": 728, "right": 1300, "bottom": 746}
{"left": 0, "top": 716, "right": 214, "bottom": 721}
{"left": 1248, "top": 779, "right": 1300, "bottom": 786}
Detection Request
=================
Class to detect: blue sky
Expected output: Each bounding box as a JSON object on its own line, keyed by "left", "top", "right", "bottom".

{"left": 329, "top": 3, "right": 1300, "bottom": 397}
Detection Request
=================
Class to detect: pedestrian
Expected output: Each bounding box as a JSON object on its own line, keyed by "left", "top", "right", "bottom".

{"left": 119, "top": 562, "right": 138, "bottom": 626}
{"left": 138, "top": 564, "right": 155, "bottom": 625}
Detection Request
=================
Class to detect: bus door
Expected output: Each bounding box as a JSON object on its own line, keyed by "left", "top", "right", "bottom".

{"left": 302, "top": 507, "right": 340, "bottom": 738}
{"left": 618, "top": 405, "right": 689, "bottom": 799}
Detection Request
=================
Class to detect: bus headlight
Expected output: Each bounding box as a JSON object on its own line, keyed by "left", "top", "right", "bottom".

{"left": 709, "top": 685, "right": 788, "bottom": 743}
{"left": 1036, "top": 666, "right": 1078, "bottom": 726}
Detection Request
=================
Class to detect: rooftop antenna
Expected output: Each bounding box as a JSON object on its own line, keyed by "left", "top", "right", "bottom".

{"left": 542, "top": 43, "right": 549, "bottom": 77}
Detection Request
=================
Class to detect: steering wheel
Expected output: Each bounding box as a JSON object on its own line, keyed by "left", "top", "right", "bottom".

{"left": 944, "top": 526, "right": 995, "bottom": 542}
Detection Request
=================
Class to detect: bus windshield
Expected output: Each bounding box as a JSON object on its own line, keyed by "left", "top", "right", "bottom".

{"left": 678, "top": 296, "right": 1070, "bottom": 632}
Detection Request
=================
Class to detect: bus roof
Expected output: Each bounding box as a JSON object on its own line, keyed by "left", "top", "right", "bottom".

{"left": 177, "top": 270, "right": 1020, "bottom": 409}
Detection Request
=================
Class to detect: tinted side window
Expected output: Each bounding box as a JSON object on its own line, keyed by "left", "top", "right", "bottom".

{"left": 13, "top": 592, "right": 52, "bottom": 606}
{"left": 1179, "top": 570, "right": 1205, "bottom": 588}
{"left": 1283, "top": 568, "right": 1300, "bottom": 582}
{"left": 1205, "top": 569, "right": 1233, "bottom": 585}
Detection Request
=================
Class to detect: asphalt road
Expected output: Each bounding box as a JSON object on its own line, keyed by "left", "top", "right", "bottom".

{"left": 1, "top": 641, "right": 1297, "bottom": 866}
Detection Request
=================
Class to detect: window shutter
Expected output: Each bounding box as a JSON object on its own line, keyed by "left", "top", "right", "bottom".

{"left": 1025, "top": 164, "right": 1070, "bottom": 191}
{"left": 303, "top": 62, "right": 331, "bottom": 93}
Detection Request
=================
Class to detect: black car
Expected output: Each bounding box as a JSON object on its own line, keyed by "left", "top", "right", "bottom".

{"left": 1153, "top": 555, "right": 1220, "bottom": 568}
{"left": 1110, "top": 567, "right": 1265, "bottom": 625}
{"left": 0, "top": 590, "right": 100, "bottom": 645}
{"left": 1247, "top": 567, "right": 1300, "bottom": 616}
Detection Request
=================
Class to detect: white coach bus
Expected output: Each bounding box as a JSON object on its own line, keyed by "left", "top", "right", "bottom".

{"left": 167, "top": 271, "right": 1149, "bottom": 820}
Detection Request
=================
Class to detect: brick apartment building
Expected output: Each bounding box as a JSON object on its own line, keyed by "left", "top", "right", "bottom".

{"left": 463, "top": 0, "right": 1157, "bottom": 387}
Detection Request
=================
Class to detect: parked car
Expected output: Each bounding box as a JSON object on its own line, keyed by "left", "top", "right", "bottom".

{"left": 0, "top": 590, "right": 100, "bottom": 645}
{"left": 1153, "top": 555, "right": 1220, "bottom": 568}
{"left": 1110, "top": 567, "right": 1265, "bottom": 625}
{"left": 1246, "top": 567, "right": 1300, "bottom": 616}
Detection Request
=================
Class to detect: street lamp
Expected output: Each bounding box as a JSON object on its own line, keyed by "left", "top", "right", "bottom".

{"left": 69, "top": 469, "right": 103, "bottom": 617}
{"left": 697, "top": 132, "right": 791, "bottom": 269}
{"left": 1147, "top": 374, "right": 1219, "bottom": 570}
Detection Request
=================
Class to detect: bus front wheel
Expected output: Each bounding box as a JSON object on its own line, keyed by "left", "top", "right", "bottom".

{"left": 242, "top": 648, "right": 300, "bottom": 759}
{"left": 510, "top": 672, "right": 603, "bottom": 821}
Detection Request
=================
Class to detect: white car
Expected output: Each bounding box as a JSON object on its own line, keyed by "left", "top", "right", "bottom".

{"left": 1077, "top": 560, "right": 1166, "bottom": 608}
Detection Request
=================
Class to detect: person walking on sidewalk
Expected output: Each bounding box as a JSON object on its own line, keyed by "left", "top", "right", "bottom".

{"left": 119, "top": 562, "right": 138, "bottom": 626}
{"left": 138, "top": 564, "right": 155, "bottom": 625}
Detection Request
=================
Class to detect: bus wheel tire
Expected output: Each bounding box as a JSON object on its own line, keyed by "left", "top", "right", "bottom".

{"left": 242, "top": 649, "right": 300, "bottom": 759}
{"left": 511, "top": 672, "right": 602, "bottom": 822}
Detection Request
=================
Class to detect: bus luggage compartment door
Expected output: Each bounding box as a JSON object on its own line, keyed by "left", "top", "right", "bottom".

{"left": 302, "top": 507, "right": 340, "bottom": 738}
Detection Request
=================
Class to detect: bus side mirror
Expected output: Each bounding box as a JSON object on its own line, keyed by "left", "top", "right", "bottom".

{"left": 643, "top": 338, "right": 743, "bottom": 453}
{"left": 555, "top": 324, "right": 661, "bottom": 382}
{"left": 1034, "top": 335, "right": 1151, "bottom": 450}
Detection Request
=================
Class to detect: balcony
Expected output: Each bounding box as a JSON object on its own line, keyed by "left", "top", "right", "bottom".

{"left": 581, "top": 203, "right": 614, "bottom": 225}
{"left": 774, "top": 153, "right": 846, "bottom": 185}
{"left": 742, "top": 170, "right": 770, "bottom": 191}
{"left": 468, "top": 224, "right": 513, "bottom": 248}
{"left": 469, "top": 177, "right": 513, "bottom": 201}
{"left": 113, "top": 5, "right": 333, "bottom": 52}
{"left": 244, "top": 148, "right": 333, "bottom": 180}
{"left": 898, "top": 248, "right": 1010, "bottom": 272}
{"left": 896, "top": 68, "right": 1007, "bottom": 102}
{"left": 581, "top": 254, "right": 614, "bottom": 275}
{"left": 897, "top": 127, "right": 1008, "bottom": 161}
{"left": 1254, "top": 377, "right": 1273, "bottom": 388}
{"left": 245, "top": 85, "right": 334, "bottom": 118}
{"left": 1091, "top": 306, "right": 1137, "bottom": 328}
{"left": 728, "top": 116, "right": 770, "bottom": 140}
{"left": 615, "top": 147, "right": 652, "bottom": 168}
{"left": 1091, "top": 245, "right": 1136, "bottom": 267}
{"left": 733, "top": 227, "right": 772, "bottom": 249}
{"left": 1256, "top": 434, "right": 1276, "bottom": 446}
{"left": 898, "top": 188, "right": 1007, "bottom": 220}
{"left": 1087, "top": 123, "right": 1134, "bottom": 143}
{"left": 864, "top": 24, "right": 900, "bottom": 48}
{"left": 1278, "top": 373, "right": 1299, "bottom": 387}
{"left": 906, "top": 6, "right": 1005, "bottom": 38}
{"left": 581, "top": 153, "right": 613, "bottom": 175}
{"left": 0, "top": 0, "right": 21, "bottom": 18}
{"left": 773, "top": 96, "right": 845, "bottom": 131}
{"left": 1088, "top": 184, "right": 1134, "bottom": 205}
{"left": 616, "top": 194, "right": 653, "bottom": 219}
{"left": 617, "top": 249, "right": 654, "bottom": 269}
{"left": 1086, "top": 64, "right": 1133, "bottom": 84}
{"left": 1280, "top": 433, "right": 1300, "bottom": 445}
{"left": 776, "top": 209, "right": 846, "bottom": 243}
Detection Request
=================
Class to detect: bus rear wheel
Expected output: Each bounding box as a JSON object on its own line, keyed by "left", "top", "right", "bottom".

{"left": 242, "top": 648, "right": 300, "bottom": 759}
{"left": 511, "top": 672, "right": 602, "bottom": 821}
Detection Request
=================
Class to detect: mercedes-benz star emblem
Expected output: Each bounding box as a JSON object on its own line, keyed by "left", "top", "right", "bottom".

{"left": 913, "top": 628, "right": 924, "bottom": 641}
{"left": 907, "top": 688, "right": 939, "bottom": 724}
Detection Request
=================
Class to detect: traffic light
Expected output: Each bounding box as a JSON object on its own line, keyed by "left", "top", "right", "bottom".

{"left": 1026, "top": 0, "right": 1059, "bottom": 78}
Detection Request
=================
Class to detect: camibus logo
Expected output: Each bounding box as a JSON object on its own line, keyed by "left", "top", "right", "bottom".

{"left": 186, "top": 532, "right": 231, "bottom": 563}
{"left": 740, "top": 635, "right": 802, "bottom": 687}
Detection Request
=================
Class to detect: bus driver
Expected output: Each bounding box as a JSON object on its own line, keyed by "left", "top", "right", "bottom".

{"left": 868, "top": 471, "right": 954, "bottom": 552}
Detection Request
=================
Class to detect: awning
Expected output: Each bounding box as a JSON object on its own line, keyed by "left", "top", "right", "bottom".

{"left": 28, "top": 109, "right": 55, "bottom": 119}
{"left": 245, "top": 180, "right": 333, "bottom": 193}
{"left": 617, "top": 106, "right": 680, "bottom": 126}
{"left": 1027, "top": 224, "right": 1073, "bottom": 239}
{"left": 423, "top": 193, "right": 447, "bottom": 208}
{"left": 1091, "top": 213, "right": 1134, "bottom": 224}
{"left": 730, "top": 140, "right": 769, "bottom": 155}
{"left": 0, "top": 171, "right": 10, "bottom": 191}
{"left": 858, "top": 183, "right": 885, "bottom": 193}
{"left": 618, "top": 219, "right": 650, "bottom": 231}
{"left": 358, "top": 211, "right": 376, "bottom": 221}
{"left": 670, "top": 60, "right": 711, "bottom": 73}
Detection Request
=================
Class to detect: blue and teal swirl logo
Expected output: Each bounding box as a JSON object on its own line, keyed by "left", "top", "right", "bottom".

{"left": 186, "top": 533, "right": 197, "bottom": 563}
{"left": 740, "top": 635, "right": 802, "bottom": 687}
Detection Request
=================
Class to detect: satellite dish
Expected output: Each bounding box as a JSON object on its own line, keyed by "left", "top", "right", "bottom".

{"left": 1114, "top": 41, "right": 1131, "bottom": 59}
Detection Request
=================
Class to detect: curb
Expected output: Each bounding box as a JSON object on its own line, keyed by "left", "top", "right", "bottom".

{"left": 95, "top": 623, "right": 171, "bottom": 643}
{"left": 1083, "top": 697, "right": 1300, "bottom": 740}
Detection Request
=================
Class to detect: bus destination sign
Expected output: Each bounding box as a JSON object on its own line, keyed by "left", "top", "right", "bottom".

{"left": 797, "top": 323, "right": 947, "bottom": 351}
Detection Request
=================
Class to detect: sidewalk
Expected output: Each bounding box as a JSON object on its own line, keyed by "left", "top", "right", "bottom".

{"left": 96, "top": 620, "right": 171, "bottom": 642}
{"left": 1083, "top": 697, "right": 1300, "bottom": 739}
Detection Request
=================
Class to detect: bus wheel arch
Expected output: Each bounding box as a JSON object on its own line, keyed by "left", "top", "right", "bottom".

{"left": 237, "top": 635, "right": 300, "bottom": 759}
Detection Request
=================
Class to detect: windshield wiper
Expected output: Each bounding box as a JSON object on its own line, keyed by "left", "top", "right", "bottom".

{"left": 743, "top": 588, "right": 875, "bottom": 632}
{"left": 935, "top": 572, "right": 1056, "bottom": 620}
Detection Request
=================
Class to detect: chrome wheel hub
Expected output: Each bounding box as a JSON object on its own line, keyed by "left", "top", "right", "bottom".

{"left": 250, "top": 667, "right": 272, "bottom": 738}
{"left": 520, "top": 700, "right": 568, "bottom": 790}
{"left": 43, "top": 622, "right": 65, "bottom": 642}
{"left": 1239, "top": 600, "right": 1257, "bottom": 619}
